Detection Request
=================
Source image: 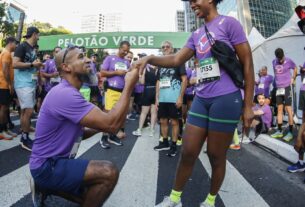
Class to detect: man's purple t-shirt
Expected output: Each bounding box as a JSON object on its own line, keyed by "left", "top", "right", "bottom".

{"left": 102, "top": 55, "right": 130, "bottom": 90}
{"left": 301, "top": 62, "right": 305, "bottom": 91}
{"left": 42, "top": 59, "right": 58, "bottom": 92}
{"left": 184, "top": 15, "right": 247, "bottom": 98}
{"left": 185, "top": 67, "right": 194, "bottom": 95}
{"left": 272, "top": 57, "right": 296, "bottom": 88}
{"left": 255, "top": 75, "right": 273, "bottom": 97}
{"left": 29, "top": 79, "right": 94, "bottom": 170}
{"left": 253, "top": 104, "right": 272, "bottom": 129}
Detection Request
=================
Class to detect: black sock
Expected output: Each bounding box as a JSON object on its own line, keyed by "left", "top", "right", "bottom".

{"left": 289, "top": 125, "right": 293, "bottom": 133}
{"left": 0, "top": 124, "right": 3, "bottom": 132}
{"left": 278, "top": 124, "right": 282, "bottom": 131}
{"left": 163, "top": 137, "right": 169, "bottom": 143}
{"left": 172, "top": 141, "right": 177, "bottom": 146}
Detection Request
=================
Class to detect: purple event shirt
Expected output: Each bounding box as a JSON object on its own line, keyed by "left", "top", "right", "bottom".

{"left": 301, "top": 62, "right": 305, "bottom": 91}
{"left": 272, "top": 57, "right": 296, "bottom": 88}
{"left": 134, "top": 83, "right": 144, "bottom": 93}
{"left": 42, "top": 59, "right": 58, "bottom": 92}
{"left": 252, "top": 104, "right": 272, "bottom": 129}
{"left": 255, "top": 75, "right": 273, "bottom": 97}
{"left": 184, "top": 15, "right": 247, "bottom": 98}
{"left": 185, "top": 67, "right": 194, "bottom": 95}
{"left": 102, "top": 55, "right": 130, "bottom": 89}
{"left": 30, "top": 79, "right": 94, "bottom": 170}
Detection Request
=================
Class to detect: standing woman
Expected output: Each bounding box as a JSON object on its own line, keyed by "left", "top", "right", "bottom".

{"left": 136, "top": 0, "right": 254, "bottom": 206}
{"left": 132, "top": 64, "right": 158, "bottom": 137}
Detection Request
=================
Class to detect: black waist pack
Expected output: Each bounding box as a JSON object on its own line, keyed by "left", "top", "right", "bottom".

{"left": 204, "top": 25, "right": 244, "bottom": 88}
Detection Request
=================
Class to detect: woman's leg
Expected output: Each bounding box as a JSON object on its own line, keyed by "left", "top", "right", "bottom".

{"left": 138, "top": 106, "right": 150, "bottom": 130}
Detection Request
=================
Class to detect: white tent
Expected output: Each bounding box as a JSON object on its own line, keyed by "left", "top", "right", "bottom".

{"left": 251, "top": 0, "right": 305, "bottom": 118}
{"left": 248, "top": 27, "right": 266, "bottom": 49}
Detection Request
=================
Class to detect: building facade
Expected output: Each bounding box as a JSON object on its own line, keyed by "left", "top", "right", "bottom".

{"left": 218, "top": 0, "right": 297, "bottom": 37}
{"left": 1, "top": 0, "right": 26, "bottom": 23}
{"left": 81, "top": 13, "right": 122, "bottom": 33}
{"left": 182, "top": 1, "right": 204, "bottom": 32}
{"left": 176, "top": 10, "right": 185, "bottom": 32}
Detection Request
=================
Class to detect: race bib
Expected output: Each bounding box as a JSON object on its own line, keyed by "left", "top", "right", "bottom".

{"left": 258, "top": 83, "right": 264, "bottom": 89}
{"left": 196, "top": 57, "right": 220, "bottom": 84}
{"left": 159, "top": 78, "right": 171, "bottom": 88}
{"left": 69, "top": 136, "right": 82, "bottom": 159}
{"left": 115, "top": 62, "right": 128, "bottom": 71}
{"left": 276, "top": 88, "right": 285, "bottom": 96}
{"left": 31, "top": 73, "right": 38, "bottom": 81}
{"left": 50, "top": 77, "right": 61, "bottom": 83}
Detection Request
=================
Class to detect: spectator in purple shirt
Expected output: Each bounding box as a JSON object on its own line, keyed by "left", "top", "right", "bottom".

{"left": 255, "top": 66, "right": 273, "bottom": 101}
{"left": 29, "top": 46, "right": 139, "bottom": 207}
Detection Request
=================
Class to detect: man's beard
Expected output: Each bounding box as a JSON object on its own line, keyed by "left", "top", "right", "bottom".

{"left": 76, "top": 71, "right": 98, "bottom": 85}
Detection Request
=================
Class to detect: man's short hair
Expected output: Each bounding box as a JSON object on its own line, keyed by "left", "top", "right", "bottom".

{"left": 120, "top": 41, "right": 130, "bottom": 48}
{"left": 53, "top": 46, "right": 62, "bottom": 52}
{"left": 275, "top": 48, "right": 284, "bottom": 59}
{"left": 161, "top": 40, "right": 173, "bottom": 49}
{"left": 5, "top": 37, "right": 18, "bottom": 46}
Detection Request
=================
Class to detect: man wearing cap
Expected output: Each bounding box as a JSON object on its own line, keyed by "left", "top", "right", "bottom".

{"left": 0, "top": 37, "right": 18, "bottom": 140}
{"left": 13, "top": 26, "right": 43, "bottom": 151}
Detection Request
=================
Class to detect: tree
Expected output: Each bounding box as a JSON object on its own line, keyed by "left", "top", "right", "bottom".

{"left": 0, "top": 3, "right": 17, "bottom": 46}
{"left": 24, "top": 21, "right": 72, "bottom": 36}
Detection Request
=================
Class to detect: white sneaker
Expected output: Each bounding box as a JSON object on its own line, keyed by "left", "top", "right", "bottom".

{"left": 0, "top": 131, "right": 13, "bottom": 140}
{"left": 155, "top": 196, "right": 182, "bottom": 207}
{"left": 241, "top": 135, "right": 251, "bottom": 144}
{"left": 200, "top": 201, "right": 215, "bottom": 207}
{"left": 132, "top": 128, "right": 142, "bottom": 136}
{"left": 5, "top": 130, "right": 17, "bottom": 137}
{"left": 149, "top": 129, "right": 154, "bottom": 137}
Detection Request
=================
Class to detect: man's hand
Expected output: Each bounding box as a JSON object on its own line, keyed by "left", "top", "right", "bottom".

{"left": 115, "top": 69, "right": 127, "bottom": 76}
{"left": 33, "top": 60, "right": 43, "bottom": 69}
{"left": 52, "top": 72, "right": 59, "bottom": 77}
{"left": 176, "top": 96, "right": 183, "bottom": 109}
{"left": 243, "top": 106, "right": 254, "bottom": 129}
{"left": 124, "top": 68, "right": 139, "bottom": 88}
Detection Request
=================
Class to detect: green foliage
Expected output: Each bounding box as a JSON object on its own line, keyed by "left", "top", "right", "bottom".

{"left": 0, "top": 3, "right": 17, "bottom": 46}
{"left": 25, "top": 21, "right": 72, "bottom": 36}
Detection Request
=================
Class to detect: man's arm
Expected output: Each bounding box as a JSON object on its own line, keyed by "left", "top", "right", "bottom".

{"left": 82, "top": 128, "right": 100, "bottom": 140}
{"left": 80, "top": 69, "right": 138, "bottom": 133}
{"left": 176, "top": 75, "right": 187, "bottom": 108}
{"left": 13, "top": 57, "right": 42, "bottom": 70}
{"left": 155, "top": 80, "right": 160, "bottom": 106}
{"left": 2, "top": 57, "right": 12, "bottom": 90}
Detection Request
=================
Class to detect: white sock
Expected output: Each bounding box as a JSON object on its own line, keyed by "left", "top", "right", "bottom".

{"left": 299, "top": 160, "right": 304, "bottom": 165}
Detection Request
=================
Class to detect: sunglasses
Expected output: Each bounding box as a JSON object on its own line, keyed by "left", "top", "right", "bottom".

{"left": 161, "top": 45, "right": 171, "bottom": 49}
{"left": 62, "top": 44, "right": 79, "bottom": 63}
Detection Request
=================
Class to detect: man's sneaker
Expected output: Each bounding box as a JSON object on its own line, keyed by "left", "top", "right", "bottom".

{"left": 6, "top": 130, "right": 17, "bottom": 137}
{"left": 149, "top": 129, "right": 155, "bottom": 137}
{"left": 229, "top": 144, "right": 241, "bottom": 150}
{"left": 200, "top": 201, "right": 215, "bottom": 207}
{"left": 0, "top": 131, "right": 13, "bottom": 140}
{"left": 241, "top": 135, "right": 251, "bottom": 144}
{"left": 154, "top": 140, "right": 170, "bottom": 151}
{"left": 100, "top": 135, "right": 110, "bottom": 149}
{"left": 283, "top": 132, "right": 293, "bottom": 142}
{"left": 167, "top": 145, "right": 177, "bottom": 157}
{"left": 155, "top": 196, "right": 182, "bottom": 207}
{"left": 287, "top": 161, "right": 305, "bottom": 173}
{"left": 127, "top": 113, "right": 136, "bottom": 120}
{"left": 108, "top": 135, "right": 123, "bottom": 146}
{"left": 20, "top": 137, "right": 33, "bottom": 151}
{"left": 132, "top": 128, "right": 142, "bottom": 136}
{"left": 271, "top": 130, "right": 283, "bottom": 138}
{"left": 177, "top": 137, "right": 182, "bottom": 146}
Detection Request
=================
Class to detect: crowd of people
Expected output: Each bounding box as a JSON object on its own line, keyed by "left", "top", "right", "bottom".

{"left": 0, "top": 0, "right": 305, "bottom": 206}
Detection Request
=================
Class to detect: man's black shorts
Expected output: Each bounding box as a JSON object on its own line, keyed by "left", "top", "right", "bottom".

{"left": 275, "top": 86, "right": 292, "bottom": 106}
{"left": 158, "top": 102, "right": 181, "bottom": 120}
{"left": 0, "top": 89, "right": 11, "bottom": 106}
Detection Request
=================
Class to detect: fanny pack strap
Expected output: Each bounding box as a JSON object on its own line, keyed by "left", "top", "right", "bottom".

{"left": 204, "top": 24, "right": 215, "bottom": 46}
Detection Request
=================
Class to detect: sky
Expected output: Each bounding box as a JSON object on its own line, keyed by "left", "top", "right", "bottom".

{"left": 17, "top": 0, "right": 184, "bottom": 33}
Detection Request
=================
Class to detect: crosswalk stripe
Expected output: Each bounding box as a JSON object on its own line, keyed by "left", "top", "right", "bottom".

{"left": 105, "top": 128, "right": 159, "bottom": 207}
{"left": 0, "top": 133, "right": 102, "bottom": 207}
{"left": 198, "top": 151, "right": 269, "bottom": 207}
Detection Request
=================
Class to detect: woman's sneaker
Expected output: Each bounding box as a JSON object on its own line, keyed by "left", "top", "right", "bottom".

{"left": 0, "top": 131, "right": 13, "bottom": 140}
{"left": 155, "top": 196, "right": 182, "bottom": 207}
{"left": 287, "top": 161, "right": 305, "bottom": 173}
{"left": 271, "top": 130, "right": 283, "bottom": 138}
{"left": 132, "top": 128, "right": 142, "bottom": 136}
{"left": 283, "top": 132, "right": 293, "bottom": 142}
{"left": 229, "top": 144, "right": 241, "bottom": 150}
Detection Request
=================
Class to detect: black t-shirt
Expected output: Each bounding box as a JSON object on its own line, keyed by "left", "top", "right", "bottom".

{"left": 157, "top": 65, "right": 186, "bottom": 85}
{"left": 14, "top": 41, "right": 37, "bottom": 64}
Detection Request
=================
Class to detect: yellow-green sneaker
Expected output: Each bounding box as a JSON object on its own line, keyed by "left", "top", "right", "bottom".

{"left": 283, "top": 132, "right": 293, "bottom": 142}
{"left": 177, "top": 138, "right": 182, "bottom": 146}
{"left": 271, "top": 130, "right": 283, "bottom": 138}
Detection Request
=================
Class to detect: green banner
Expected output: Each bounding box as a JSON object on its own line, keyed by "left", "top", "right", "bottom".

{"left": 38, "top": 32, "right": 191, "bottom": 51}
